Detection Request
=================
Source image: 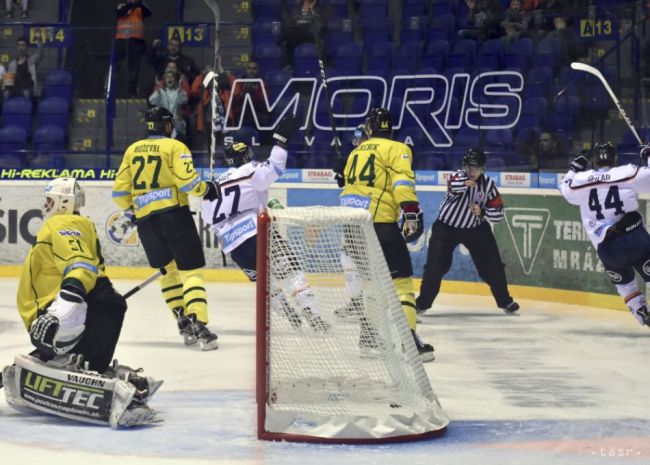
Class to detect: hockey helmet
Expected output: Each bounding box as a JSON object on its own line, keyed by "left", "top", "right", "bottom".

{"left": 352, "top": 122, "right": 369, "bottom": 147}
{"left": 593, "top": 141, "right": 616, "bottom": 167}
{"left": 42, "top": 177, "right": 85, "bottom": 220}
{"left": 365, "top": 107, "right": 392, "bottom": 138}
{"left": 223, "top": 141, "right": 253, "bottom": 166}
{"left": 145, "top": 106, "right": 174, "bottom": 136}
{"left": 463, "top": 148, "right": 486, "bottom": 170}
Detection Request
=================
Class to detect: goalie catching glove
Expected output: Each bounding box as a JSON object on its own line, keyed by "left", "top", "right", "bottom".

{"left": 272, "top": 114, "right": 300, "bottom": 149}
{"left": 400, "top": 202, "right": 424, "bottom": 243}
{"left": 30, "top": 287, "right": 87, "bottom": 357}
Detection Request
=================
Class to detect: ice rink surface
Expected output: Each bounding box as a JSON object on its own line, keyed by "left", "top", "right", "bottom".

{"left": 1, "top": 277, "right": 649, "bottom": 465}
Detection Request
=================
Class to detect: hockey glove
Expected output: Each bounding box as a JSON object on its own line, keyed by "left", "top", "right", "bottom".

{"left": 203, "top": 180, "right": 221, "bottom": 202}
{"left": 569, "top": 155, "right": 589, "bottom": 172}
{"left": 401, "top": 202, "right": 424, "bottom": 243}
{"left": 272, "top": 114, "right": 300, "bottom": 149}
{"left": 30, "top": 288, "right": 88, "bottom": 356}
{"left": 640, "top": 145, "right": 650, "bottom": 165}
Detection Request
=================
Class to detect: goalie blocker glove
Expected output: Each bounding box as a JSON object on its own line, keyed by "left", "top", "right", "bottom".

{"left": 272, "top": 114, "right": 300, "bottom": 149}
{"left": 30, "top": 287, "right": 87, "bottom": 357}
{"left": 569, "top": 154, "right": 590, "bottom": 173}
{"left": 401, "top": 202, "right": 424, "bottom": 243}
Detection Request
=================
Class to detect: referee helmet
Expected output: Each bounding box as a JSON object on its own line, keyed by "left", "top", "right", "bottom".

{"left": 463, "top": 148, "right": 486, "bottom": 170}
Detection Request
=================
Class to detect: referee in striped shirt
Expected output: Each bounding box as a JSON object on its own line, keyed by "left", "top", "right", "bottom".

{"left": 416, "top": 148, "right": 519, "bottom": 314}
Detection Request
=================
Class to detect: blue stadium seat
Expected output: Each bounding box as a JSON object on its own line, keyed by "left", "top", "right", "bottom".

{"left": 533, "top": 37, "right": 560, "bottom": 70}
{"left": 37, "top": 97, "right": 69, "bottom": 133}
{"left": 252, "top": 19, "right": 282, "bottom": 46}
{"left": 254, "top": 43, "right": 283, "bottom": 72}
{"left": 427, "top": 14, "right": 455, "bottom": 42}
{"left": 332, "top": 42, "right": 363, "bottom": 75}
{"left": 525, "top": 66, "right": 553, "bottom": 100}
{"left": 33, "top": 125, "right": 66, "bottom": 151}
{"left": 360, "top": 0, "right": 388, "bottom": 19}
{"left": 400, "top": 15, "right": 427, "bottom": 44}
{"left": 550, "top": 96, "right": 580, "bottom": 133}
{"left": 42, "top": 70, "right": 73, "bottom": 106}
{"left": 254, "top": 0, "right": 282, "bottom": 20}
{"left": 502, "top": 38, "right": 533, "bottom": 73}
{"left": 293, "top": 43, "right": 320, "bottom": 77}
{"left": 455, "top": 126, "right": 482, "bottom": 148}
{"left": 2, "top": 97, "right": 33, "bottom": 136}
{"left": 485, "top": 155, "right": 506, "bottom": 170}
{"left": 320, "top": 0, "right": 348, "bottom": 19}
{"left": 476, "top": 39, "right": 501, "bottom": 69}
{"left": 324, "top": 18, "right": 354, "bottom": 57}
{"left": 447, "top": 39, "right": 476, "bottom": 70}
{"left": 393, "top": 41, "right": 422, "bottom": 73}
{"left": 431, "top": 0, "right": 454, "bottom": 16}
{"left": 264, "top": 69, "right": 292, "bottom": 100}
{"left": 362, "top": 17, "right": 392, "bottom": 43}
{"left": 367, "top": 41, "right": 395, "bottom": 75}
{"left": 553, "top": 65, "right": 581, "bottom": 99}
{"left": 485, "top": 128, "right": 513, "bottom": 147}
{"left": 403, "top": 0, "right": 428, "bottom": 18}
{"left": 422, "top": 40, "right": 449, "bottom": 71}
{"left": 522, "top": 97, "right": 548, "bottom": 119}
{"left": 0, "top": 125, "right": 28, "bottom": 156}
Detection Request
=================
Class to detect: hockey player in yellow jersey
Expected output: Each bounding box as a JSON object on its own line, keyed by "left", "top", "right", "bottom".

{"left": 112, "top": 106, "right": 221, "bottom": 350}
{"left": 339, "top": 107, "right": 434, "bottom": 361}
{"left": 17, "top": 178, "right": 127, "bottom": 371}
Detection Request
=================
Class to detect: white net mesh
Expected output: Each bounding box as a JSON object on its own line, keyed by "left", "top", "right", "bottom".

{"left": 261, "top": 206, "right": 448, "bottom": 441}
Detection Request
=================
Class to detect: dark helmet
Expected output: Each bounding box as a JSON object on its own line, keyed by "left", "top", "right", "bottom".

{"left": 365, "top": 107, "right": 392, "bottom": 137}
{"left": 463, "top": 148, "right": 486, "bottom": 169}
{"left": 223, "top": 140, "right": 253, "bottom": 167}
{"left": 145, "top": 106, "right": 174, "bottom": 135}
{"left": 593, "top": 141, "right": 616, "bottom": 167}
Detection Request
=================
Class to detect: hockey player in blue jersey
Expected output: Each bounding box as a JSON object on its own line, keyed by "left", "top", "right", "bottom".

{"left": 560, "top": 142, "right": 650, "bottom": 327}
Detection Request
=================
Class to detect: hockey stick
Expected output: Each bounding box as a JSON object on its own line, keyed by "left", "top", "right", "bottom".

{"left": 0, "top": 268, "right": 167, "bottom": 389}
{"left": 203, "top": 0, "right": 222, "bottom": 179}
{"left": 311, "top": 22, "right": 345, "bottom": 186}
{"left": 570, "top": 62, "right": 644, "bottom": 145}
{"left": 122, "top": 268, "right": 166, "bottom": 299}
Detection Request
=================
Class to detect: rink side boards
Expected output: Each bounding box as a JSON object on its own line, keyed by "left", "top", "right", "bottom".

{"left": 2, "top": 179, "right": 648, "bottom": 312}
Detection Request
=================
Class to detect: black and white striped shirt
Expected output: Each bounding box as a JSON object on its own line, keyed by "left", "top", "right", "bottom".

{"left": 437, "top": 170, "right": 505, "bottom": 228}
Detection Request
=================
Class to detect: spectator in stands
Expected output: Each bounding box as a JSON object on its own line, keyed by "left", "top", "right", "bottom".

{"left": 231, "top": 61, "right": 269, "bottom": 128}
{"left": 3, "top": 34, "right": 42, "bottom": 101}
{"left": 500, "top": 0, "right": 531, "bottom": 39}
{"left": 149, "top": 70, "right": 188, "bottom": 137}
{"left": 151, "top": 37, "right": 201, "bottom": 85}
{"left": 460, "top": 0, "right": 504, "bottom": 42}
{"left": 546, "top": 15, "right": 586, "bottom": 66}
{"left": 5, "top": 0, "right": 28, "bottom": 19}
{"left": 280, "top": 0, "right": 323, "bottom": 69}
{"left": 534, "top": 131, "right": 568, "bottom": 170}
{"left": 153, "top": 61, "right": 190, "bottom": 95}
{"left": 113, "top": 0, "right": 151, "bottom": 98}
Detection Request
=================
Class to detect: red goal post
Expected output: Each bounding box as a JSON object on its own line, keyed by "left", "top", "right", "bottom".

{"left": 256, "top": 206, "right": 448, "bottom": 443}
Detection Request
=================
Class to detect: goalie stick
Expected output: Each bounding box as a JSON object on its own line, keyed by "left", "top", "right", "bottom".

{"left": 570, "top": 62, "right": 645, "bottom": 145}
{"left": 0, "top": 268, "right": 166, "bottom": 389}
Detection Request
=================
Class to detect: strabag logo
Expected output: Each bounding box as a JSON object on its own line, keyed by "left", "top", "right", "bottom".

{"left": 225, "top": 71, "right": 524, "bottom": 147}
{"left": 106, "top": 210, "right": 138, "bottom": 247}
{"left": 503, "top": 208, "right": 551, "bottom": 275}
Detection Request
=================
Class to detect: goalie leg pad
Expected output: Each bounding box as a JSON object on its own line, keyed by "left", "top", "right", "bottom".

{"left": 4, "top": 353, "right": 163, "bottom": 428}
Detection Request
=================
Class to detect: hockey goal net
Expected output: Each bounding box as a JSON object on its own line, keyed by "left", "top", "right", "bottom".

{"left": 256, "top": 206, "right": 448, "bottom": 443}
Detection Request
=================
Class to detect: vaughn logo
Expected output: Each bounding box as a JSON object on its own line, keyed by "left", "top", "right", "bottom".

{"left": 504, "top": 208, "right": 551, "bottom": 275}
{"left": 224, "top": 71, "right": 524, "bottom": 147}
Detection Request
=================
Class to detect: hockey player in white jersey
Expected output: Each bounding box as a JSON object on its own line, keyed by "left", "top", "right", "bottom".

{"left": 560, "top": 142, "right": 650, "bottom": 327}
{"left": 200, "top": 115, "right": 330, "bottom": 332}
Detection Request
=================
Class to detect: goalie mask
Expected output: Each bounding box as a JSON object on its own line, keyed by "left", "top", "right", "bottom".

{"left": 593, "top": 141, "right": 616, "bottom": 168}
{"left": 365, "top": 107, "right": 392, "bottom": 138}
{"left": 145, "top": 106, "right": 174, "bottom": 136}
{"left": 223, "top": 141, "right": 253, "bottom": 167}
{"left": 43, "top": 177, "right": 85, "bottom": 220}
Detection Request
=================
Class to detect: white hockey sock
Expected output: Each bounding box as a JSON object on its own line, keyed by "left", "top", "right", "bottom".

{"left": 616, "top": 281, "right": 647, "bottom": 324}
{"left": 341, "top": 252, "right": 363, "bottom": 298}
{"left": 283, "top": 272, "right": 320, "bottom": 315}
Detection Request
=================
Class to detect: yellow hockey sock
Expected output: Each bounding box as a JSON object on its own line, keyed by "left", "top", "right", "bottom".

{"left": 159, "top": 261, "right": 184, "bottom": 316}
{"left": 395, "top": 277, "right": 417, "bottom": 331}
{"left": 178, "top": 268, "right": 209, "bottom": 323}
